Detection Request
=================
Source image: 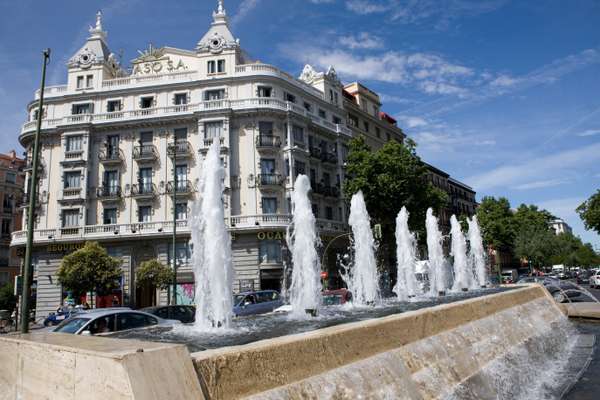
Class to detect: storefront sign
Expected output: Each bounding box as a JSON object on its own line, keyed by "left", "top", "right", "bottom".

{"left": 46, "top": 243, "right": 85, "bottom": 253}
{"left": 257, "top": 231, "right": 285, "bottom": 241}
{"left": 132, "top": 59, "right": 187, "bottom": 75}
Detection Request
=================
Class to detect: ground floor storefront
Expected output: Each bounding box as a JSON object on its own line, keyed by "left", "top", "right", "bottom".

{"left": 19, "top": 229, "right": 348, "bottom": 319}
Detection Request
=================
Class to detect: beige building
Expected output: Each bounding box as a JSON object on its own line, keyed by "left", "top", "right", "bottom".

{"left": 11, "top": 5, "right": 408, "bottom": 316}
{"left": 0, "top": 150, "right": 25, "bottom": 287}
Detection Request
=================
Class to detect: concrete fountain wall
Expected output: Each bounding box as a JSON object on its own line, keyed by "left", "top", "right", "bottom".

{"left": 192, "top": 285, "right": 568, "bottom": 399}
{"left": 0, "top": 285, "right": 569, "bottom": 400}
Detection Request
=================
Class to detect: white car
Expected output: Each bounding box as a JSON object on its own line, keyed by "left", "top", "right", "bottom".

{"left": 590, "top": 273, "right": 600, "bottom": 289}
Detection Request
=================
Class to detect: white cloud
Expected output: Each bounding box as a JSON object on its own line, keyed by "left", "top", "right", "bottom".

{"left": 490, "top": 74, "right": 519, "bottom": 87}
{"left": 512, "top": 179, "right": 570, "bottom": 190}
{"left": 282, "top": 45, "right": 474, "bottom": 96}
{"left": 231, "top": 0, "right": 261, "bottom": 26}
{"left": 308, "top": 0, "right": 335, "bottom": 3}
{"left": 577, "top": 129, "right": 600, "bottom": 137}
{"left": 338, "top": 32, "right": 384, "bottom": 49}
{"left": 536, "top": 197, "right": 585, "bottom": 221}
{"left": 399, "top": 116, "right": 428, "bottom": 128}
{"left": 343, "top": 0, "right": 508, "bottom": 29}
{"left": 466, "top": 142, "right": 600, "bottom": 191}
{"left": 345, "top": 0, "right": 389, "bottom": 14}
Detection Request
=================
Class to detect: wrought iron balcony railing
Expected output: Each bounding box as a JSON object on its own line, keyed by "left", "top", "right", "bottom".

{"left": 97, "top": 186, "right": 122, "bottom": 199}
{"left": 166, "top": 180, "right": 193, "bottom": 195}
{"left": 256, "top": 135, "right": 282, "bottom": 148}
{"left": 256, "top": 174, "right": 284, "bottom": 187}
{"left": 98, "top": 148, "right": 124, "bottom": 163}
{"left": 133, "top": 144, "right": 158, "bottom": 161}
{"left": 167, "top": 140, "right": 192, "bottom": 157}
{"left": 309, "top": 147, "right": 322, "bottom": 159}
{"left": 131, "top": 183, "right": 157, "bottom": 197}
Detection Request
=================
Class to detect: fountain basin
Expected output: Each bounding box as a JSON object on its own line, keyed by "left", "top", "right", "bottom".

{"left": 0, "top": 285, "right": 589, "bottom": 399}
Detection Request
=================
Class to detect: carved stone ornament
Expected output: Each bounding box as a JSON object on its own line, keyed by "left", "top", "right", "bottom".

{"left": 76, "top": 48, "right": 96, "bottom": 69}
{"left": 299, "top": 64, "right": 319, "bottom": 84}
{"left": 326, "top": 66, "right": 340, "bottom": 83}
{"left": 209, "top": 33, "right": 226, "bottom": 54}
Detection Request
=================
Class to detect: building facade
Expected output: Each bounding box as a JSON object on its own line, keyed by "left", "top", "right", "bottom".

{"left": 550, "top": 218, "right": 573, "bottom": 235}
{"left": 12, "top": 3, "right": 475, "bottom": 316}
{"left": 0, "top": 150, "right": 25, "bottom": 287}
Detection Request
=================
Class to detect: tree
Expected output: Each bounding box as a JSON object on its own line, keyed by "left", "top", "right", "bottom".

{"left": 0, "top": 283, "right": 17, "bottom": 311}
{"left": 577, "top": 190, "right": 600, "bottom": 235}
{"left": 57, "top": 241, "right": 122, "bottom": 300}
{"left": 476, "top": 197, "right": 515, "bottom": 251}
{"left": 512, "top": 204, "right": 556, "bottom": 269}
{"left": 135, "top": 259, "right": 173, "bottom": 306}
{"left": 343, "top": 136, "right": 448, "bottom": 277}
{"left": 344, "top": 136, "right": 447, "bottom": 239}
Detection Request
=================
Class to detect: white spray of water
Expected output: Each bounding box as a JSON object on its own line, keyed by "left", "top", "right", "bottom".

{"left": 192, "top": 141, "right": 233, "bottom": 330}
{"left": 393, "top": 207, "right": 419, "bottom": 299}
{"left": 450, "top": 215, "right": 472, "bottom": 292}
{"left": 426, "top": 208, "right": 447, "bottom": 296}
{"left": 287, "top": 175, "right": 321, "bottom": 317}
{"left": 346, "top": 191, "right": 380, "bottom": 305}
{"left": 468, "top": 216, "right": 488, "bottom": 287}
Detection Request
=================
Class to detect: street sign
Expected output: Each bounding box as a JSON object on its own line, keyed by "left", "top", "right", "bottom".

{"left": 14, "top": 275, "right": 22, "bottom": 296}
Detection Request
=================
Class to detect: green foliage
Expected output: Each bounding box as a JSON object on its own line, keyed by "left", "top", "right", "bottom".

{"left": 577, "top": 190, "right": 600, "bottom": 235}
{"left": 343, "top": 136, "right": 448, "bottom": 236}
{"left": 475, "top": 197, "right": 515, "bottom": 251}
{"left": 0, "top": 283, "right": 17, "bottom": 311}
{"left": 57, "top": 242, "right": 122, "bottom": 298}
{"left": 512, "top": 204, "right": 556, "bottom": 267}
{"left": 135, "top": 259, "right": 173, "bottom": 290}
{"left": 549, "top": 233, "right": 600, "bottom": 267}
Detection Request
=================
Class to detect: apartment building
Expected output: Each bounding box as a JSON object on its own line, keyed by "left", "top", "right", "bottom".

{"left": 11, "top": 3, "right": 475, "bottom": 316}
{"left": 0, "top": 150, "right": 25, "bottom": 287}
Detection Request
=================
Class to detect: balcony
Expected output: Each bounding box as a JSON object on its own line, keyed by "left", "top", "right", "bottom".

{"left": 96, "top": 186, "right": 122, "bottom": 201}
{"left": 167, "top": 140, "right": 193, "bottom": 158}
{"left": 133, "top": 145, "right": 158, "bottom": 162}
{"left": 20, "top": 193, "right": 42, "bottom": 209}
{"left": 256, "top": 174, "right": 284, "bottom": 188}
{"left": 131, "top": 183, "right": 157, "bottom": 199}
{"left": 60, "top": 150, "right": 85, "bottom": 165}
{"left": 313, "top": 184, "right": 341, "bottom": 198}
{"left": 60, "top": 187, "right": 84, "bottom": 202}
{"left": 309, "top": 147, "right": 322, "bottom": 159}
{"left": 166, "top": 180, "right": 194, "bottom": 196}
{"left": 98, "top": 148, "right": 124, "bottom": 164}
{"left": 23, "top": 158, "right": 45, "bottom": 173}
{"left": 199, "top": 137, "right": 226, "bottom": 153}
{"left": 256, "top": 135, "right": 281, "bottom": 150}
{"left": 321, "top": 151, "right": 338, "bottom": 165}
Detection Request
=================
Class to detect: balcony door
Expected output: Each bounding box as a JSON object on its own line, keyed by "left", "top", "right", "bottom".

{"left": 175, "top": 165, "right": 187, "bottom": 191}
{"left": 139, "top": 168, "right": 152, "bottom": 192}
{"left": 104, "top": 170, "right": 119, "bottom": 194}
{"left": 107, "top": 135, "right": 119, "bottom": 157}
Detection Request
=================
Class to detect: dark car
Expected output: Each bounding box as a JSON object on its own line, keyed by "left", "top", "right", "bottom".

{"left": 233, "top": 290, "right": 283, "bottom": 317}
{"left": 577, "top": 270, "right": 591, "bottom": 285}
{"left": 517, "top": 276, "right": 581, "bottom": 302}
{"left": 141, "top": 305, "right": 196, "bottom": 323}
{"left": 322, "top": 289, "right": 353, "bottom": 305}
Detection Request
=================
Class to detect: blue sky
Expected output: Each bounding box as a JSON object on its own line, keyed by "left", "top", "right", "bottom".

{"left": 1, "top": 0, "right": 599, "bottom": 248}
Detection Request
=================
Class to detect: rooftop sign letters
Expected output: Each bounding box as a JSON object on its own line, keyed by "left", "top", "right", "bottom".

{"left": 132, "top": 45, "right": 188, "bottom": 76}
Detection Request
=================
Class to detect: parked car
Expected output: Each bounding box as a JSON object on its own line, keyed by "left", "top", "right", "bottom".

{"left": 322, "top": 289, "right": 353, "bottom": 305}
{"left": 577, "top": 270, "right": 591, "bottom": 285}
{"left": 590, "top": 273, "right": 600, "bottom": 289}
{"left": 517, "top": 276, "right": 581, "bottom": 302}
{"left": 52, "top": 309, "right": 180, "bottom": 335}
{"left": 501, "top": 269, "right": 518, "bottom": 284}
{"left": 233, "top": 290, "right": 283, "bottom": 317}
{"left": 141, "top": 305, "right": 196, "bottom": 323}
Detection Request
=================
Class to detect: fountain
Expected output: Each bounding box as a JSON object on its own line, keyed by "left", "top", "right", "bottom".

{"left": 287, "top": 175, "right": 321, "bottom": 317}
{"left": 393, "top": 206, "right": 419, "bottom": 299}
{"left": 191, "top": 141, "right": 233, "bottom": 330}
{"left": 345, "top": 191, "right": 380, "bottom": 305}
{"left": 450, "top": 215, "right": 472, "bottom": 292}
{"left": 468, "top": 215, "right": 488, "bottom": 287}
{"left": 426, "top": 208, "right": 448, "bottom": 296}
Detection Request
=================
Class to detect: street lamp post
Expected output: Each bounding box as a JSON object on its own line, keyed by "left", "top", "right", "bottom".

{"left": 20, "top": 49, "right": 50, "bottom": 333}
{"left": 171, "top": 134, "right": 177, "bottom": 306}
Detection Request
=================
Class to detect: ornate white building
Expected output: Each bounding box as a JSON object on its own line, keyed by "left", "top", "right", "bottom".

{"left": 12, "top": 3, "right": 411, "bottom": 315}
